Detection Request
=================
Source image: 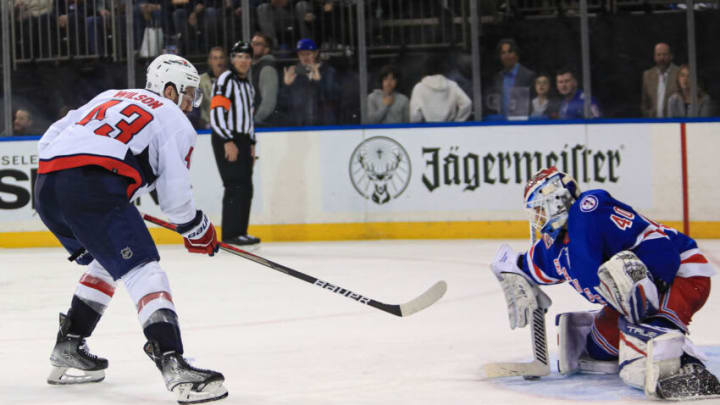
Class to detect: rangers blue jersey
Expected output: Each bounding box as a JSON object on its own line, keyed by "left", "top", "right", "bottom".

{"left": 519, "top": 189, "right": 714, "bottom": 305}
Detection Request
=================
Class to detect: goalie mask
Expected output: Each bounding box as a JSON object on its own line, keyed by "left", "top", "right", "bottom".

{"left": 145, "top": 54, "right": 202, "bottom": 108}
{"left": 523, "top": 167, "right": 581, "bottom": 241}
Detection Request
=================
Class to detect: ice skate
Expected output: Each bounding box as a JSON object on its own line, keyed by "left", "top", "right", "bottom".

{"left": 47, "top": 313, "right": 108, "bottom": 385}
{"left": 655, "top": 362, "right": 720, "bottom": 401}
{"left": 144, "top": 340, "right": 228, "bottom": 404}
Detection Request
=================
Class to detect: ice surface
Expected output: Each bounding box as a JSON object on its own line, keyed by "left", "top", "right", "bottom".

{"left": 1, "top": 240, "right": 719, "bottom": 404}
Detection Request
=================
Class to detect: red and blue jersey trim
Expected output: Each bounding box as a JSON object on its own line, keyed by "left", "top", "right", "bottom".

{"left": 38, "top": 153, "right": 143, "bottom": 198}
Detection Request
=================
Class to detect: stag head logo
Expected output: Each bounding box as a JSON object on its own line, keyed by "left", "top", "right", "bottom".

{"left": 349, "top": 136, "right": 411, "bottom": 204}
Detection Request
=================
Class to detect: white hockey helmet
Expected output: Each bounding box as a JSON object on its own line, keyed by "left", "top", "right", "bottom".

{"left": 145, "top": 54, "right": 202, "bottom": 108}
{"left": 523, "top": 167, "right": 581, "bottom": 241}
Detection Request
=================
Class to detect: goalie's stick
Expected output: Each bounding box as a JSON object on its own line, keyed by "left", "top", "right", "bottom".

{"left": 483, "top": 305, "right": 551, "bottom": 379}
{"left": 143, "top": 213, "right": 447, "bottom": 317}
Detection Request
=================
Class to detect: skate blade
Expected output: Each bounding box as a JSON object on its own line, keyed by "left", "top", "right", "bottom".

{"left": 174, "top": 381, "right": 228, "bottom": 404}
{"left": 47, "top": 366, "right": 105, "bottom": 385}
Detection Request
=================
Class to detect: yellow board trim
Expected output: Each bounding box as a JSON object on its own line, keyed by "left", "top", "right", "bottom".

{"left": 1, "top": 220, "right": 719, "bottom": 248}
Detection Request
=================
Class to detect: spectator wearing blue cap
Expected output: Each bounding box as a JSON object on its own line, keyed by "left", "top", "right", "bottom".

{"left": 280, "top": 38, "right": 341, "bottom": 126}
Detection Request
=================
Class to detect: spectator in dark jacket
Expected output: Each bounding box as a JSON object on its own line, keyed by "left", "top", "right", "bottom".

{"left": 490, "top": 38, "right": 536, "bottom": 118}
{"left": 280, "top": 38, "right": 341, "bottom": 126}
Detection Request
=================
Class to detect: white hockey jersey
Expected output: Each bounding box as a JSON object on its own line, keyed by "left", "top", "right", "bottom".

{"left": 38, "top": 88, "right": 197, "bottom": 225}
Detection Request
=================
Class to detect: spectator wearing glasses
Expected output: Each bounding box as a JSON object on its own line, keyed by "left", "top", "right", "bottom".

{"left": 251, "top": 32, "right": 281, "bottom": 126}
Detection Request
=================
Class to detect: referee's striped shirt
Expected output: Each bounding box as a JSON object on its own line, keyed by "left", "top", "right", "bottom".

{"left": 210, "top": 70, "right": 256, "bottom": 143}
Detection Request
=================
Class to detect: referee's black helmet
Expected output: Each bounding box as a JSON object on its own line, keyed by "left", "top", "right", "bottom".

{"left": 230, "top": 40, "right": 253, "bottom": 58}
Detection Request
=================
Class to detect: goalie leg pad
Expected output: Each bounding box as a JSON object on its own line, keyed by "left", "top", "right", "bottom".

{"left": 557, "top": 311, "right": 619, "bottom": 375}
{"left": 643, "top": 330, "right": 712, "bottom": 400}
{"left": 557, "top": 311, "right": 593, "bottom": 375}
{"left": 618, "top": 317, "right": 685, "bottom": 391}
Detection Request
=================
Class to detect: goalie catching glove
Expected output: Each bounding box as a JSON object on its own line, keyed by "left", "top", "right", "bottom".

{"left": 491, "top": 244, "right": 552, "bottom": 329}
{"left": 595, "top": 250, "right": 659, "bottom": 323}
{"left": 176, "top": 210, "right": 219, "bottom": 256}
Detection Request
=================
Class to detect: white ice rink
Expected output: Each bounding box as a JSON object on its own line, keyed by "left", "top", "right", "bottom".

{"left": 2, "top": 239, "right": 720, "bottom": 405}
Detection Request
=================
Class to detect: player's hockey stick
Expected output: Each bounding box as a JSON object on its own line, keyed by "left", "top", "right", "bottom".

{"left": 143, "top": 213, "right": 447, "bottom": 317}
{"left": 483, "top": 306, "right": 551, "bottom": 379}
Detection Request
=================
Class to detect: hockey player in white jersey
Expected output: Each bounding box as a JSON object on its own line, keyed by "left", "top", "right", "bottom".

{"left": 34, "top": 54, "right": 228, "bottom": 404}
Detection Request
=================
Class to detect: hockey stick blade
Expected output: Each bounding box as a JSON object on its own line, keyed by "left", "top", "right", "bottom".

{"left": 143, "top": 214, "right": 447, "bottom": 317}
{"left": 483, "top": 360, "right": 550, "bottom": 379}
{"left": 483, "top": 308, "right": 550, "bottom": 379}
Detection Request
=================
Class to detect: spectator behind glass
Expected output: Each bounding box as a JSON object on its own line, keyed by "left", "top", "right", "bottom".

{"left": 199, "top": 46, "right": 228, "bottom": 128}
{"left": 251, "top": 32, "right": 282, "bottom": 126}
{"left": 13, "top": 108, "right": 34, "bottom": 135}
{"left": 294, "top": 1, "right": 347, "bottom": 50}
{"left": 556, "top": 68, "right": 601, "bottom": 120}
{"left": 641, "top": 42, "right": 680, "bottom": 118}
{"left": 134, "top": 0, "right": 166, "bottom": 50}
{"left": 170, "top": 0, "right": 200, "bottom": 55}
{"left": 57, "top": 0, "right": 111, "bottom": 55}
{"left": 667, "top": 65, "right": 716, "bottom": 117}
{"left": 168, "top": 0, "right": 226, "bottom": 55}
{"left": 489, "top": 38, "right": 536, "bottom": 119}
{"left": 14, "top": 0, "right": 54, "bottom": 59}
{"left": 530, "top": 74, "right": 560, "bottom": 119}
{"left": 367, "top": 65, "right": 409, "bottom": 124}
{"left": 257, "top": 0, "right": 305, "bottom": 50}
{"left": 409, "top": 54, "right": 472, "bottom": 123}
{"left": 281, "top": 38, "right": 341, "bottom": 126}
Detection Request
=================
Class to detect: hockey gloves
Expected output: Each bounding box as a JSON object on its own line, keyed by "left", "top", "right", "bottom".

{"left": 596, "top": 250, "right": 659, "bottom": 324}
{"left": 176, "top": 210, "right": 219, "bottom": 256}
{"left": 491, "top": 244, "right": 552, "bottom": 329}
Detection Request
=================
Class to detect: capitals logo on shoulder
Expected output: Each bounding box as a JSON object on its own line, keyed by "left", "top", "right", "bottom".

{"left": 580, "top": 195, "right": 599, "bottom": 212}
{"left": 349, "top": 136, "right": 411, "bottom": 205}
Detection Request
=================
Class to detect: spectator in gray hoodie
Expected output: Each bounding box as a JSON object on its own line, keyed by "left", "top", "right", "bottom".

{"left": 367, "top": 65, "right": 409, "bottom": 124}
{"left": 409, "top": 55, "right": 472, "bottom": 122}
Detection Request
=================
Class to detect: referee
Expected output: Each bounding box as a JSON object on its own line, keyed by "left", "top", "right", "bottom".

{"left": 209, "top": 41, "right": 260, "bottom": 246}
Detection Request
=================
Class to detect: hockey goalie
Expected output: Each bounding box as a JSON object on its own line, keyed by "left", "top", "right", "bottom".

{"left": 489, "top": 166, "right": 720, "bottom": 400}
